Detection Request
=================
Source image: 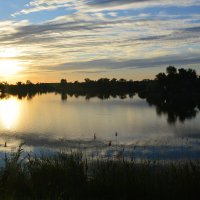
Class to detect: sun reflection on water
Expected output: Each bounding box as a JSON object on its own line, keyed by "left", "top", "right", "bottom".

{"left": 0, "top": 98, "right": 20, "bottom": 130}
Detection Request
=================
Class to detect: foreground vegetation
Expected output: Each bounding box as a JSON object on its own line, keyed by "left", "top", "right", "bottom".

{"left": 1, "top": 145, "right": 200, "bottom": 200}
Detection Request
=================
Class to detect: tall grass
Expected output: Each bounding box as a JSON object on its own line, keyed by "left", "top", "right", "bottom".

{"left": 0, "top": 145, "right": 200, "bottom": 199}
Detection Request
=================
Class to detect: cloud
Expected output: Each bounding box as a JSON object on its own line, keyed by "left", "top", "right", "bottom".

{"left": 2, "top": 13, "right": 200, "bottom": 46}
{"left": 0, "top": 1, "right": 199, "bottom": 82}
{"left": 183, "top": 26, "right": 200, "bottom": 32}
{"left": 12, "top": 0, "right": 200, "bottom": 16}
{"left": 86, "top": 0, "right": 152, "bottom": 6}
{"left": 49, "top": 53, "right": 200, "bottom": 72}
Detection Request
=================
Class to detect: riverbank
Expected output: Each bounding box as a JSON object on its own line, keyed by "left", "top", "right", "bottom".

{"left": 0, "top": 145, "right": 200, "bottom": 199}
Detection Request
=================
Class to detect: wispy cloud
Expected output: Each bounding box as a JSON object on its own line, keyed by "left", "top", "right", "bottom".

{"left": 0, "top": 0, "right": 199, "bottom": 82}
{"left": 12, "top": 0, "right": 200, "bottom": 16}
{"left": 1, "top": 11, "right": 200, "bottom": 74}
{"left": 51, "top": 54, "right": 200, "bottom": 72}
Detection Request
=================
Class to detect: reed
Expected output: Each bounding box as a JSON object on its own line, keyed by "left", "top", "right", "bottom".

{"left": 0, "top": 145, "right": 200, "bottom": 199}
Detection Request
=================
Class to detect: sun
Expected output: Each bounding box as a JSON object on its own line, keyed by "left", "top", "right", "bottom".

{"left": 0, "top": 60, "right": 23, "bottom": 76}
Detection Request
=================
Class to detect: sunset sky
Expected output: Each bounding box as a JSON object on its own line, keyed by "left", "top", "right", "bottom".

{"left": 0, "top": 0, "right": 200, "bottom": 83}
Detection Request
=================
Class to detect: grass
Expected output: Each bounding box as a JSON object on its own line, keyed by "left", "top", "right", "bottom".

{"left": 0, "top": 145, "right": 200, "bottom": 199}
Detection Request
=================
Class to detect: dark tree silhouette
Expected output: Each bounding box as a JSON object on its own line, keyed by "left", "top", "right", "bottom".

{"left": 144, "top": 66, "right": 200, "bottom": 124}
{"left": 166, "top": 66, "right": 177, "bottom": 75}
{"left": 0, "top": 65, "right": 199, "bottom": 124}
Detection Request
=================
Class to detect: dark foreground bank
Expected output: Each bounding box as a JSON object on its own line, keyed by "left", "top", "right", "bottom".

{"left": 0, "top": 145, "right": 200, "bottom": 200}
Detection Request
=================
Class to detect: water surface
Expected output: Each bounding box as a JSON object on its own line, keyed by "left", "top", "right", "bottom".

{"left": 0, "top": 93, "right": 200, "bottom": 160}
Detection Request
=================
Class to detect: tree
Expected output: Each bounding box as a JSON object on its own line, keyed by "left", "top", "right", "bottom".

{"left": 60, "top": 79, "right": 67, "bottom": 91}
{"left": 84, "top": 78, "right": 92, "bottom": 84}
{"left": 111, "top": 78, "right": 117, "bottom": 83}
{"left": 16, "top": 82, "right": 22, "bottom": 86}
{"left": 97, "top": 78, "right": 110, "bottom": 83}
{"left": 155, "top": 73, "right": 166, "bottom": 81}
{"left": 119, "top": 78, "right": 126, "bottom": 83}
{"left": 60, "top": 79, "right": 67, "bottom": 84}
{"left": 166, "top": 66, "right": 177, "bottom": 75}
{"left": 26, "top": 80, "right": 33, "bottom": 85}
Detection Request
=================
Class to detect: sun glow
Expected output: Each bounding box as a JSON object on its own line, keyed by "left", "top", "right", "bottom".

{"left": 0, "top": 98, "right": 20, "bottom": 130}
{"left": 0, "top": 60, "right": 23, "bottom": 76}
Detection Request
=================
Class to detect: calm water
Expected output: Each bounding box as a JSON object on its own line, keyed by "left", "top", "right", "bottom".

{"left": 0, "top": 93, "right": 200, "bottom": 160}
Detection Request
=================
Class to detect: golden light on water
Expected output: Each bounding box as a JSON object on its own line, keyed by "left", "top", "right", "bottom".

{"left": 0, "top": 98, "right": 20, "bottom": 130}
{"left": 0, "top": 60, "right": 24, "bottom": 77}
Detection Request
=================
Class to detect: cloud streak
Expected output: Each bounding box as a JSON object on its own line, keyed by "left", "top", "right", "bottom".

{"left": 51, "top": 54, "right": 200, "bottom": 72}
{"left": 12, "top": 0, "right": 200, "bottom": 16}
{"left": 0, "top": 1, "right": 199, "bottom": 82}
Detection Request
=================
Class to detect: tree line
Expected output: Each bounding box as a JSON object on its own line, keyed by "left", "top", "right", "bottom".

{"left": 138, "top": 66, "right": 200, "bottom": 124}
{"left": 0, "top": 77, "right": 150, "bottom": 100}
{"left": 0, "top": 66, "right": 200, "bottom": 123}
